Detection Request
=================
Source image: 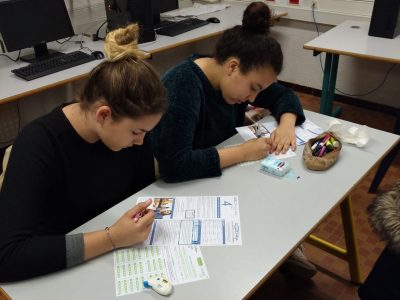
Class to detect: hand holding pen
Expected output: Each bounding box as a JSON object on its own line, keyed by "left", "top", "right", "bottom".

{"left": 133, "top": 198, "right": 153, "bottom": 222}
{"left": 132, "top": 199, "right": 153, "bottom": 222}
{"left": 107, "top": 199, "right": 155, "bottom": 249}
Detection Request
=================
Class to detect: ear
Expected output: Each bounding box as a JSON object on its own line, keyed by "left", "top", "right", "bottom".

{"left": 95, "top": 105, "right": 112, "bottom": 125}
{"left": 226, "top": 58, "right": 240, "bottom": 76}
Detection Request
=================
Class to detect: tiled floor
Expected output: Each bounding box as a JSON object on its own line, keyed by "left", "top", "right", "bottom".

{"left": 250, "top": 92, "right": 399, "bottom": 300}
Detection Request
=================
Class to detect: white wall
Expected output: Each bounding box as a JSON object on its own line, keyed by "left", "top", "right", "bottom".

{"left": 232, "top": 0, "right": 374, "bottom": 25}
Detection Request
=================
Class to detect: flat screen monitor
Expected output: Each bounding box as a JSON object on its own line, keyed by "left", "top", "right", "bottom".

{"left": 0, "top": 0, "right": 75, "bottom": 62}
{"left": 104, "top": 0, "right": 179, "bottom": 43}
{"left": 105, "top": 0, "right": 156, "bottom": 43}
{"left": 153, "top": 0, "right": 179, "bottom": 25}
{"left": 156, "top": 0, "right": 178, "bottom": 13}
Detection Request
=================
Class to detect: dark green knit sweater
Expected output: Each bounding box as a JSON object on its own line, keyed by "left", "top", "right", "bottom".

{"left": 152, "top": 55, "right": 305, "bottom": 182}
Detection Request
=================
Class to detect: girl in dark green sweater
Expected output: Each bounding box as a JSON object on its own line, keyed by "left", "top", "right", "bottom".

{"left": 152, "top": 2, "right": 305, "bottom": 183}
{"left": 152, "top": 2, "right": 316, "bottom": 279}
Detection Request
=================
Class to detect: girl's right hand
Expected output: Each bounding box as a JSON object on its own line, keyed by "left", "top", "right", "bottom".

{"left": 240, "top": 138, "right": 272, "bottom": 162}
{"left": 109, "top": 199, "right": 155, "bottom": 248}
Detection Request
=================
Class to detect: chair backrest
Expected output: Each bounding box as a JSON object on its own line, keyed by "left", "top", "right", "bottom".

{"left": 154, "top": 157, "right": 160, "bottom": 180}
{"left": 0, "top": 145, "right": 12, "bottom": 191}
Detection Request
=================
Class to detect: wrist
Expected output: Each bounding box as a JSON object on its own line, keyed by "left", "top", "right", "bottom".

{"left": 105, "top": 226, "right": 117, "bottom": 250}
{"left": 279, "top": 112, "right": 297, "bottom": 127}
{"left": 237, "top": 143, "right": 249, "bottom": 162}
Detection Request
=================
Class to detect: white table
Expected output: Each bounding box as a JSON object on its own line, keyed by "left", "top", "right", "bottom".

{"left": 0, "top": 3, "right": 287, "bottom": 105}
{"left": 304, "top": 20, "right": 400, "bottom": 193}
{"left": 0, "top": 4, "right": 239, "bottom": 104}
{"left": 1, "top": 110, "right": 398, "bottom": 299}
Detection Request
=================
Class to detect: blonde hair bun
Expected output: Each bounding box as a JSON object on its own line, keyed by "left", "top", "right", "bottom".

{"left": 104, "top": 23, "right": 145, "bottom": 61}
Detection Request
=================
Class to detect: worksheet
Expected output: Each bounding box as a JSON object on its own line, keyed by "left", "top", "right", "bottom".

{"left": 222, "top": 143, "right": 296, "bottom": 162}
{"left": 137, "top": 196, "right": 242, "bottom": 246}
{"left": 236, "top": 118, "right": 324, "bottom": 145}
{"left": 114, "top": 245, "right": 209, "bottom": 296}
{"left": 137, "top": 196, "right": 239, "bottom": 220}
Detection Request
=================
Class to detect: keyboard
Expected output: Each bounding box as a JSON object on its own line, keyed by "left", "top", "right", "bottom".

{"left": 12, "top": 51, "right": 96, "bottom": 81}
{"left": 154, "top": 20, "right": 176, "bottom": 29}
{"left": 156, "top": 18, "right": 209, "bottom": 37}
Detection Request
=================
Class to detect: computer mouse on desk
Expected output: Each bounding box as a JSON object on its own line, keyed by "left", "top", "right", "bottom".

{"left": 206, "top": 17, "right": 220, "bottom": 24}
{"left": 92, "top": 51, "right": 104, "bottom": 60}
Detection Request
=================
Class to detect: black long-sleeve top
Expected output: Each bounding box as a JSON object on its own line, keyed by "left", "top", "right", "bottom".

{"left": 0, "top": 106, "right": 155, "bottom": 282}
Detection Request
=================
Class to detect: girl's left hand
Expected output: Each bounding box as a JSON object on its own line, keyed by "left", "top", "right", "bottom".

{"left": 270, "top": 124, "right": 296, "bottom": 154}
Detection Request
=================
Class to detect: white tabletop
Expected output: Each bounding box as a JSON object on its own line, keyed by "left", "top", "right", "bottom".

{"left": 0, "top": 4, "right": 246, "bottom": 105}
{"left": 303, "top": 20, "right": 400, "bottom": 63}
{"left": 2, "top": 110, "right": 399, "bottom": 300}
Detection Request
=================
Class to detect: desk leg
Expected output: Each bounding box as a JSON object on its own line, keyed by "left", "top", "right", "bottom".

{"left": 340, "top": 195, "right": 362, "bottom": 284}
{"left": 306, "top": 195, "right": 361, "bottom": 284}
{"left": 369, "top": 108, "right": 400, "bottom": 193}
{"left": 321, "top": 53, "right": 340, "bottom": 116}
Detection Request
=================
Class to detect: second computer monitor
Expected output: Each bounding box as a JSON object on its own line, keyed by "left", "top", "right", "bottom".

{"left": 105, "top": 0, "right": 156, "bottom": 43}
{"left": 0, "top": 0, "right": 74, "bottom": 62}
{"left": 104, "top": 0, "right": 179, "bottom": 43}
{"left": 153, "top": 0, "right": 178, "bottom": 24}
{"left": 156, "top": 0, "right": 178, "bottom": 13}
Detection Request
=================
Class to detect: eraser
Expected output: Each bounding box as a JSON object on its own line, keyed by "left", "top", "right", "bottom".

{"left": 260, "top": 157, "right": 290, "bottom": 177}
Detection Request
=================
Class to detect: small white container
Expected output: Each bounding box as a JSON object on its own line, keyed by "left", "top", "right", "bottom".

{"left": 260, "top": 157, "right": 291, "bottom": 177}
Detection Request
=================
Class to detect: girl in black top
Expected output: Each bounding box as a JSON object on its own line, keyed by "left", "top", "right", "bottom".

{"left": 0, "top": 24, "right": 166, "bottom": 281}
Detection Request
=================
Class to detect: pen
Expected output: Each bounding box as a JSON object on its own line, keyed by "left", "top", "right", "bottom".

{"left": 321, "top": 133, "right": 331, "bottom": 144}
{"left": 133, "top": 198, "right": 153, "bottom": 222}
{"left": 254, "top": 122, "right": 261, "bottom": 138}
{"left": 133, "top": 210, "right": 145, "bottom": 222}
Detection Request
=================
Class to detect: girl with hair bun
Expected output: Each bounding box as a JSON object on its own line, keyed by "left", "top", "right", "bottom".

{"left": 0, "top": 24, "right": 166, "bottom": 281}
{"left": 152, "top": 2, "right": 316, "bottom": 279}
{"left": 152, "top": 1, "right": 305, "bottom": 183}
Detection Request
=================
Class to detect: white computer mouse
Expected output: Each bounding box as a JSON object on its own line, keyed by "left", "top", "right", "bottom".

{"left": 143, "top": 276, "right": 173, "bottom": 296}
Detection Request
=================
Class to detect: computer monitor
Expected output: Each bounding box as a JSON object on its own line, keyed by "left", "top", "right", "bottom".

{"left": 104, "top": 0, "right": 179, "bottom": 44}
{"left": 105, "top": 0, "right": 156, "bottom": 43}
{"left": 0, "top": 0, "right": 74, "bottom": 63}
{"left": 153, "top": 0, "right": 179, "bottom": 24}
{"left": 368, "top": 0, "right": 400, "bottom": 39}
{"left": 157, "top": 0, "right": 178, "bottom": 13}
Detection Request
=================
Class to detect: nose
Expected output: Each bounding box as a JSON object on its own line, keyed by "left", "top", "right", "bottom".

{"left": 247, "top": 92, "right": 258, "bottom": 103}
{"left": 132, "top": 133, "right": 146, "bottom": 146}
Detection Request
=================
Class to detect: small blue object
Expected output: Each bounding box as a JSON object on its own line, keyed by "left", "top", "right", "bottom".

{"left": 143, "top": 281, "right": 151, "bottom": 289}
{"left": 143, "top": 277, "right": 173, "bottom": 296}
{"left": 260, "top": 157, "right": 291, "bottom": 177}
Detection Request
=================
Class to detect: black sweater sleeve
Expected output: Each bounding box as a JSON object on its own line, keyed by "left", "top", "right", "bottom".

{"left": 0, "top": 123, "right": 66, "bottom": 282}
{"left": 252, "top": 82, "right": 306, "bottom": 126}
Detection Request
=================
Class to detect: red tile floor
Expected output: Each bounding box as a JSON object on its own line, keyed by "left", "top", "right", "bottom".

{"left": 250, "top": 92, "right": 399, "bottom": 300}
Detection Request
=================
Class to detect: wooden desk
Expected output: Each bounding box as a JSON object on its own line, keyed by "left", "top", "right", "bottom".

{"left": 1, "top": 111, "right": 398, "bottom": 299}
{"left": 303, "top": 20, "right": 400, "bottom": 193}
